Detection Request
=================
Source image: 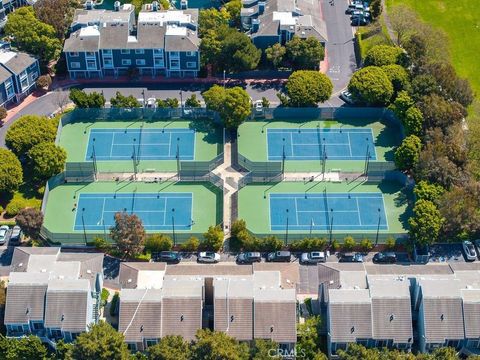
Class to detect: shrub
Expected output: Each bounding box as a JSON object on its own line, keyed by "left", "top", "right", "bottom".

{"left": 36, "top": 74, "right": 52, "bottom": 89}
{"left": 0, "top": 205, "right": 3, "bottom": 213}
{"left": 348, "top": 66, "right": 394, "bottom": 106}
{"left": 331, "top": 239, "right": 340, "bottom": 252}
{"left": 201, "top": 225, "right": 224, "bottom": 251}
{"left": 385, "top": 236, "right": 396, "bottom": 250}
{"left": 0, "top": 107, "right": 7, "bottom": 122}
{"left": 110, "top": 292, "right": 119, "bottom": 316}
{"left": 343, "top": 236, "right": 356, "bottom": 251}
{"left": 5, "top": 198, "right": 27, "bottom": 217}
{"left": 290, "top": 237, "right": 327, "bottom": 252}
{"left": 93, "top": 236, "right": 111, "bottom": 252}
{"left": 259, "top": 235, "right": 283, "bottom": 252}
{"left": 359, "top": 238, "right": 374, "bottom": 252}
{"left": 145, "top": 234, "right": 173, "bottom": 253}
{"left": 181, "top": 236, "right": 200, "bottom": 252}
{"left": 101, "top": 288, "right": 110, "bottom": 307}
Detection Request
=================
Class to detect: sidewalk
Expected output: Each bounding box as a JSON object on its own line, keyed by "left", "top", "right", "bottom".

{"left": 2, "top": 90, "right": 46, "bottom": 124}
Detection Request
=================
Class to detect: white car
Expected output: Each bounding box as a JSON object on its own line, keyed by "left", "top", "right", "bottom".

{"left": 197, "top": 251, "right": 221, "bottom": 263}
{"left": 300, "top": 251, "right": 326, "bottom": 264}
{"left": 0, "top": 225, "right": 9, "bottom": 245}
{"left": 146, "top": 98, "right": 156, "bottom": 108}
{"left": 463, "top": 241, "right": 477, "bottom": 261}
{"left": 254, "top": 100, "right": 263, "bottom": 113}
{"left": 340, "top": 90, "right": 354, "bottom": 104}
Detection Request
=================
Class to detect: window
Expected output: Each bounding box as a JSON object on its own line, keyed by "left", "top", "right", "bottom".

{"left": 86, "top": 51, "right": 95, "bottom": 57}
{"left": 9, "top": 325, "right": 23, "bottom": 333}
{"left": 121, "top": 49, "right": 130, "bottom": 54}
{"left": 170, "top": 59, "right": 180, "bottom": 69}
{"left": 69, "top": 52, "right": 79, "bottom": 57}
{"left": 136, "top": 59, "right": 146, "bottom": 66}
{"left": 32, "top": 72, "right": 38, "bottom": 80}
{"left": 153, "top": 49, "right": 163, "bottom": 55}
{"left": 103, "top": 49, "right": 112, "bottom": 55}
{"left": 5, "top": 80, "right": 14, "bottom": 97}
{"left": 122, "top": 59, "right": 131, "bottom": 66}
{"left": 104, "top": 58, "right": 113, "bottom": 67}
{"left": 186, "top": 62, "right": 196, "bottom": 69}
{"left": 154, "top": 58, "right": 164, "bottom": 68}
{"left": 70, "top": 62, "right": 81, "bottom": 69}
{"left": 127, "top": 343, "right": 137, "bottom": 351}
{"left": 145, "top": 339, "right": 158, "bottom": 347}
{"left": 50, "top": 329, "right": 62, "bottom": 338}
{"left": 32, "top": 322, "right": 44, "bottom": 330}
{"left": 21, "top": 77, "right": 29, "bottom": 90}
{"left": 135, "top": 49, "right": 145, "bottom": 54}
{"left": 186, "top": 51, "right": 195, "bottom": 57}
{"left": 19, "top": 70, "right": 27, "bottom": 80}
{"left": 87, "top": 60, "right": 96, "bottom": 69}
{"left": 170, "top": 51, "right": 179, "bottom": 58}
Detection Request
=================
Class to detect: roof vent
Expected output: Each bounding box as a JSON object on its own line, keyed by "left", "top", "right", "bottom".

{"left": 140, "top": 325, "right": 144, "bottom": 332}
{"left": 41, "top": 269, "right": 47, "bottom": 273}
{"left": 26, "top": 308, "right": 29, "bottom": 314}
{"left": 350, "top": 326, "right": 355, "bottom": 333}
{"left": 440, "top": 314, "right": 444, "bottom": 321}
{"left": 180, "top": 315, "right": 184, "bottom": 322}
{"left": 61, "top": 314, "right": 65, "bottom": 321}
{"left": 389, "top": 314, "right": 395, "bottom": 322}
{"left": 59, "top": 275, "right": 64, "bottom": 280}
{"left": 270, "top": 325, "right": 274, "bottom": 333}
{"left": 127, "top": 279, "right": 132, "bottom": 283}
{"left": 230, "top": 315, "right": 234, "bottom": 322}
{"left": 329, "top": 280, "right": 334, "bottom": 285}
{"left": 19, "top": 263, "right": 23, "bottom": 267}
{"left": 86, "top": 269, "right": 92, "bottom": 274}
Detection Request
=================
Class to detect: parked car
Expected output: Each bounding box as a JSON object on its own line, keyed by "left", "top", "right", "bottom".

{"left": 266, "top": 251, "right": 291, "bottom": 263}
{"left": 340, "top": 90, "right": 354, "bottom": 104}
{"left": 463, "top": 241, "right": 477, "bottom": 261}
{"left": 0, "top": 225, "right": 9, "bottom": 245}
{"left": 237, "top": 252, "right": 262, "bottom": 264}
{"left": 473, "top": 240, "right": 480, "bottom": 259}
{"left": 351, "top": 17, "right": 370, "bottom": 26}
{"left": 146, "top": 98, "right": 156, "bottom": 108}
{"left": 153, "top": 251, "right": 181, "bottom": 264}
{"left": 253, "top": 100, "right": 263, "bottom": 113}
{"left": 197, "top": 251, "right": 221, "bottom": 263}
{"left": 339, "top": 252, "right": 364, "bottom": 263}
{"left": 373, "top": 252, "right": 397, "bottom": 264}
{"left": 300, "top": 251, "right": 326, "bottom": 264}
{"left": 9, "top": 226, "right": 22, "bottom": 244}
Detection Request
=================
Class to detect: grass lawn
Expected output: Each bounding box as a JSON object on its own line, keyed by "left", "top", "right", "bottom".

{"left": 386, "top": 0, "right": 480, "bottom": 95}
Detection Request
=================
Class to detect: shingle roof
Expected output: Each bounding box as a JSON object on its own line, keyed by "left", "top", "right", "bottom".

{"left": 119, "top": 262, "right": 166, "bottom": 289}
{"left": 215, "top": 297, "right": 253, "bottom": 341}
{"left": 165, "top": 264, "right": 252, "bottom": 276}
{"left": 44, "top": 279, "right": 91, "bottom": 332}
{"left": 64, "top": 27, "right": 100, "bottom": 52}
{"left": 11, "top": 247, "right": 60, "bottom": 272}
{"left": 462, "top": 289, "right": 480, "bottom": 338}
{"left": 253, "top": 297, "right": 297, "bottom": 343}
{"left": 1, "top": 52, "right": 37, "bottom": 74}
{"left": 161, "top": 297, "right": 202, "bottom": 341}
{"left": 0, "top": 66, "right": 12, "bottom": 84}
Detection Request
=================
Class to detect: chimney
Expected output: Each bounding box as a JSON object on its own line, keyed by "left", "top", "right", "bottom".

{"left": 152, "top": 1, "right": 159, "bottom": 11}
{"left": 180, "top": 0, "right": 188, "bottom": 9}
{"left": 258, "top": 1, "right": 265, "bottom": 15}
{"left": 114, "top": 1, "right": 120, "bottom": 11}
{"left": 252, "top": 18, "right": 260, "bottom": 32}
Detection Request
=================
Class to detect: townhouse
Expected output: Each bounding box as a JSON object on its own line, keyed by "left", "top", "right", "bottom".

{"left": 240, "top": 0, "right": 328, "bottom": 49}
{"left": 0, "top": 48, "right": 40, "bottom": 107}
{"left": 63, "top": 2, "right": 200, "bottom": 79}
{"left": 117, "top": 263, "right": 297, "bottom": 351}
{"left": 4, "top": 247, "right": 104, "bottom": 344}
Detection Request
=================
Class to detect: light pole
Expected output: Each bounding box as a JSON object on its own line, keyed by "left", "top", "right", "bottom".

{"left": 309, "top": 218, "right": 314, "bottom": 239}
{"left": 284, "top": 209, "right": 289, "bottom": 246}
{"left": 132, "top": 138, "right": 137, "bottom": 180}
{"left": 282, "top": 137, "right": 286, "bottom": 176}
{"left": 102, "top": 219, "right": 107, "bottom": 240}
{"left": 179, "top": 90, "right": 183, "bottom": 116}
{"left": 375, "top": 208, "right": 381, "bottom": 246}
{"left": 329, "top": 208, "right": 334, "bottom": 245}
{"left": 81, "top": 208, "right": 87, "bottom": 244}
{"left": 172, "top": 208, "right": 176, "bottom": 246}
{"left": 223, "top": 70, "right": 226, "bottom": 88}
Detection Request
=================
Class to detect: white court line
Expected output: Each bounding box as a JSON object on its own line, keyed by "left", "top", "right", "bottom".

{"left": 355, "top": 198, "right": 362, "bottom": 226}
{"left": 289, "top": 132, "right": 294, "bottom": 156}
{"left": 111, "top": 142, "right": 170, "bottom": 146}
{"left": 297, "top": 210, "right": 359, "bottom": 213}
{"left": 294, "top": 198, "right": 299, "bottom": 226}
{"left": 109, "top": 132, "right": 116, "bottom": 157}
{"left": 271, "top": 195, "right": 384, "bottom": 200}
{"left": 347, "top": 132, "right": 353, "bottom": 157}
{"left": 103, "top": 210, "right": 167, "bottom": 214}
{"left": 291, "top": 142, "right": 350, "bottom": 146}
{"left": 100, "top": 198, "right": 106, "bottom": 225}
{"left": 82, "top": 195, "right": 192, "bottom": 199}
{"left": 267, "top": 128, "right": 373, "bottom": 134}
{"left": 168, "top": 132, "right": 172, "bottom": 157}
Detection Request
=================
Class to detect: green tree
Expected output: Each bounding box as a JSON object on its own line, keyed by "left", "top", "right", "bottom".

{"left": 382, "top": 64, "right": 410, "bottom": 92}
{"left": 15, "top": 208, "right": 44, "bottom": 239}
{"left": 144, "top": 234, "right": 173, "bottom": 253}
{"left": 394, "top": 135, "right": 422, "bottom": 171}
{"left": 199, "top": 31, "right": 223, "bottom": 71}
{"left": 110, "top": 212, "right": 146, "bottom": 259}
{"left": 410, "top": 74, "right": 439, "bottom": 101}
{"left": 259, "top": 235, "right": 283, "bottom": 252}
{"left": 201, "top": 225, "right": 224, "bottom": 251}
{"left": 5, "top": 198, "right": 27, "bottom": 217}
{"left": 409, "top": 199, "right": 444, "bottom": 246}
{"left": 147, "top": 335, "right": 191, "bottom": 360}
{"left": 364, "top": 45, "right": 406, "bottom": 67}
{"left": 429, "top": 347, "right": 460, "bottom": 360}
{"left": 285, "top": 70, "right": 333, "bottom": 107}
{"left": 0, "top": 149, "right": 23, "bottom": 193}
{"left": 403, "top": 106, "right": 424, "bottom": 137}
{"left": 414, "top": 180, "right": 445, "bottom": 203}
{"left": 418, "top": 94, "right": 466, "bottom": 132}
{"left": 296, "top": 316, "right": 325, "bottom": 359}
{"left": 34, "top": 0, "right": 76, "bottom": 39}
{"left": 220, "top": 31, "right": 261, "bottom": 72}
{"left": 370, "top": 0, "right": 382, "bottom": 19}
{"left": 342, "top": 236, "right": 356, "bottom": 251}
{"left": 28, "top": 142, "right": 66, "bottom": 179}
{"left": 36, "top": 74, "right": 52, "bottom": 89}
{"left": 265, "top": 43, "right": 286, "bottom": 69}
{"left": 185, "top": 94, "right": 201, "bottom": 108}
{"left": 0, "top": 107, "right": 7, "bottom": 126}
{"left": 390, "top": 91, "right": 414, "bottom": 117}
{"left": 0, "top": 335, "right": 49, "bottom": 359}
{"left": 181, "top": 236, "right": 200, "bottom": 252}
{"left": 110, "top": 92, "right": 141, "bottom": 108}
{"left": 5, "top": 7, "right": 62, "bottom": 65}
{"left": 198, "top": 8, "right": 230, "bottom": 37}
{"left": 360, "top": 238, "right": 374, "bottom": 252}
{"left": 69, "top": 89, "right": 105, "bottom": 108}
{"left": 285, "top": 36, "right": 325, "bottom": 70}
{"left": 55, "top": 339, "right": 74, "bottom": 360}
{"left": 191, "top": 329, "right": 249, "bottom": 360}
{"left": 202, "top": 85, "right": 251, "bottom": 128}
{"left": 348, "top": 66, "right": 394, "bottom": 106}
{"left": 385, "top": 236, "right": 396, "bottom": 250}
{"left": 5, "top": 115, "right": 57, "bottom": 155}
{"left": 250, "top": 339, "right": 280, "bottom": 359}
{"left": 223, "top": 0, "right": 241, "bottom": 27}
{"left": 71, "top": 321, "right": 129, "bottom": 360}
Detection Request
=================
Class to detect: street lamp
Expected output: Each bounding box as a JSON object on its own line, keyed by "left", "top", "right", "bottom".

{"left": 284, "top": 209, "right": 289, "bottom": 246}
{"left": 375, "top": 208, "right": 381, "bottom": 245}
{"left": 179, "top": 90, "right": 183, "bottom": 116}
{"left": 223, "top": 70, "right": 226, "bottom": 88}
{"left": 81, "top": 208, "right": 87, "bottom": 244}
{"left": 172, "top": 208, "right": 176, "bottom": 246}
{"left": 329, "top": 208, "right": 334, "bottom": 245}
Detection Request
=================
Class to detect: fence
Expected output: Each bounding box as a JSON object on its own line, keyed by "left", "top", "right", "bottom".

{"left": 65, "top": 162, "right": 96, "bottom": 182}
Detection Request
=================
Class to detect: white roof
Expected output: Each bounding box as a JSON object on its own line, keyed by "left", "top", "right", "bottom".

{"left": 166, "top": 25, "right": 187, "bottom": 36}
{"left": 138, "top": 10, "right": 191, "bottom": 25}
{"left": 79, "top": 26, "right": 100, "bottom": 37}
{"left": 136, "top": 270, "right": 165, "bottom": 289}
{"left": 0, "top": 50, "right": 17, "bottom": 65}
{"left": 272, "top": 11, "right": 296, "bottom": 26}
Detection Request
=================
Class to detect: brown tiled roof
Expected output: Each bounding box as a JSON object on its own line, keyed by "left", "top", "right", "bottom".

{"left": 422, "top": 297, "right": 464, "bottom": 342}
{"left": 215, "top": 298, "right": 253, "bottom": 341}
{"left": 161, "top": 297, "right": 202, "bottom": 341}
{"left": 5, "top": 282, "right": 48, "bottom": 323}
{"left": 253, "top": 300, "right": 296, "bottom": 343}
{"left": 253, "top": 262, "right": 299, "bottom": 289}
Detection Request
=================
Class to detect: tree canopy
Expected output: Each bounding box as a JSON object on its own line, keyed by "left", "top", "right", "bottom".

{"left": 220, "top": 31, "right": 261, "bottom": 72}
{"left": 5, "top": 115, "right": 57, "bottom": 155}
{"left": 16, "top": 208, "right": 44, "bottom": 239}
{"left": 69, "top": 89, "right": 106, "bottom": 108}
{"left": 201, "top": 225, "right": 224, "bottom": 251}
{"left": 0, "top": 335, "right": 49, "bottom": 360}
{"left": 191, "top": 329, "right": 249, "bottom": 360}
{"left": 202, "top": 85, "right": 251, "bottom": 128}
{"left": 348, "top": 66, "right": 394, "bottom": 106}
{"left": 265, "top": 43, "right": 286, "bottom": 69}
{"left": 144, "top": 234, "right": 173, "bottom": 253}
{"left": 110, "top": 212, "right": 146, "bottom": 259}
{"left": 110, "top": 92, "right": 141, "bottom": 108}
{"left": 28, "top": 142, "right": 67, "bottom": 180}
{"left": 5, "top": 6, "right": 62, "bottom": 65}
{"left": 364, "top": 45, "right": 407, "bottom": 67}
{"left": 285, "top": 71, "right": 333, "bottom": 107}
{"left": 147, "top": 335, "right": 191, "bottom": 360}
{"left": 34, "top": 0, "right": 76, "bottom": 39}
{"left": 382, "top": 64, "right": 410, "bottom": 93}
{"left": 394, "top": 135, "right": 422, "bottom": 171}
{"left": 409, "top": 199, "right": 444, "bottom": 246}
{"left": 0, "top": 149, "right": 23, "bottom": 193}
{"left": 285, "top": 36, "right": 325, "bottom": 70}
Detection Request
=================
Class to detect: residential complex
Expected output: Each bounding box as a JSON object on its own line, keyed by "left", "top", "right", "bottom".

{"left": 241, "top": 0, "right": 328, "bottom": 49}
{"left": 0, "top": 47, "right": 39, "bottom": 107}
{"left": 4, "top": 248, "right": 103, "bottom": 343}
{"left": 63, "top": 2, "right": 200, "bottom": 79}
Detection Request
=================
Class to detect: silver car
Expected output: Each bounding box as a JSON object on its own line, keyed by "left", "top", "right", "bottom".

{"left": 0, "top": 225, "right": 9, "bottom": 245}
{"left": 197, "top": 251, "right": 221, "bottom": 263}
{"left": 10, "top": 226, "right": 22, "bottom": 243}
{"left": 463, "top": 241, "right": 477, "bottom": 261}
{"left": 300, "top": 251, "right": 326, "bottom": 264}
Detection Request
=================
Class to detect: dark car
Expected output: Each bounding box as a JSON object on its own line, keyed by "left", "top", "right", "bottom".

{"left": 373, "top": 252, "right": 397, "bottom": 264}
{"left": 237, "top": 252, "right": 262, "bottom": 264}
{"left": 153, "top": 251, "right": 181, "bottom": 264}
{"left": 9, "top": 226, "right": 22, "bottom": 244}
{"left": 266, "top": 251, "right": 291, "bottom": 263}
{"left": 339, "top": 253, "right": 364, "bottom": 263}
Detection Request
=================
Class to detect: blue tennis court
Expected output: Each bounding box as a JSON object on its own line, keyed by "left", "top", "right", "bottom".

{"left": 74, "top": 193, "right": 193, "bottom": 231}
{"left": 270, "top": 193, "right": 388, "bottom": 231}
{"left": 267, "top": 128, "right": 376, "bottom": 161}
{"left": 85, "top": 128, "right": 195, "bottom": 161}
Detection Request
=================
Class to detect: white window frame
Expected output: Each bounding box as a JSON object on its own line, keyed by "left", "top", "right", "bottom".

{"left": 169, "top": 51, "right": 180, "bottom": 58}
{"left": 70, "top": 62, "right": 81, "bottom": 69}
{"left": 85, "top": 51, "right": 96, "bottom": 58}
{"left": 121, "top": 49, "right": 130, "bottom": 55}
{"left": 136, "top": 59, "right": 146, "bottom": 66}
{"left": 103, "top": 58, "right": 113, "bottom": 68}
{"left": 169, "top": 59, "right": 180, "bottom": 69}
{"left": 186, "top": 51, "right": 195, "bottom": 57}
{"left": 154, "top": 58, "right": 164, "bottom": 68}
{"left": 135, "top": 49, "right": 145, "bottom": 54}
{"left": 153, "top": 49, "right": 163, "bottom": 56}
{"left": 86, "top": 60, "right": 96, "bottom": 70}
{"left": 103, "top": 49, "right": 112, "bottom": 55}
{"left": 122, "top": 59, "right": 131, "bottom": 66}
{"left": 69, "top": 52, "right": 79, "bottom": 57}
{"left": 144, "top": 339, "right": 158, "bottom": 347}
{"left": 186, "top": 62, "right": 196, "bottom": 69}
{"left": 5, "top": 79, "right": 14, "bottom": 98}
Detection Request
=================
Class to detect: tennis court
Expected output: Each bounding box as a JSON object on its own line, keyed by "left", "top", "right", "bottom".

{"left": 85, "top": 128, "right": 195, "bottom": 161}
{"left": 269, "top": 192, "right": 388, "bottom": 231}
{"left": 267, "top": 128, "right": 376, "bottom": 161}
{"left": 74, "top": 192, "right": 193, "bottom": 231}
